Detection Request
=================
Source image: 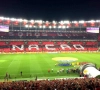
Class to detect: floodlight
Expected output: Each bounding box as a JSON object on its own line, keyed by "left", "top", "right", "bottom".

{"left": 58, "top": 26, "right": 61, "bottom": 28}
{"left": 52, "top": 21, "right": 56, "bottom": 24}
{"left": 87, "top": 20, "right": 95, "bottom": 23}
{"left": 45, "top": 21, "right": 49, "bottom": 26}
{"left": 34, "top": 26, "right": 36, "bottom": 28}
{"left": 79, "top": 20, "right": 85, "bottom": 23}
{"left": 62, "top": 26, "right": 66, "bottom": 29}
{"left": 49, "top": 26, "right": 52, "bottom": 28}
{"left": 46, "top": 21, "right": 49, "bottom": 23}
{"left": 0, "top": 17, "right": 4, "bottom": 20}
{"left": 30, "top": 20, "right": 34, "bottom": 23}
{"left": 96, "top": 20, "right": 100, "bottom": 22}
{"left": 25, "top": 25, "right": 28, "bottom": 28}
{"left": 4, "top": 18, "right": 10, "bottom": 20}
{"left": 18, "top": 19, "right": 23, "bottom": 22}
{"left": 23, "top": 19, "right": 28, "bottom": 22}
{"left": 35, "top": 20, "right": 42, "bottom": 23}
{"left": 66, "top": 26, "right": 69, "bottom": 28}
{"left": 89, "top": 20, "right": 96, "bottom": 23}
{"left": 39, "top": 20, "right": 42, "bottom": 23}
{"left": 43, "top": 25, "right": 46, "bottom": 28}
{"left": 60, "top": 21, "right": 64, "bottom": 24}
{"left": 53, "top": 26, "right": 56, "bottom": 28}
{"left": 39, "top": 26, "right": 42, "bottom": 28}
{"left": 10, "top": 18, "right": 16, "bottom": 21}
{"left": 64, "top": 21, "right": 70, "bottom": 24}
{"left": 35, "top": 20, "right": 37, "bottom": 22}
{"left": 72, "top": 21, "right": 78, "bottom": 23}
{"left": 29, "top": 25, "right": 32, "bottom": 28}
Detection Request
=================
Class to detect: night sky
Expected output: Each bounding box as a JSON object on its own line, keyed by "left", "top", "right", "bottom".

{"left": 0, "top": 0, "right": 100, "bottom": 21}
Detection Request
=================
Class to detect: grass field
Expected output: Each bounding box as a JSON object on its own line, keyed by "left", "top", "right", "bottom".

{"left": 0, "top": 52, "right": 100, "bottom": 81}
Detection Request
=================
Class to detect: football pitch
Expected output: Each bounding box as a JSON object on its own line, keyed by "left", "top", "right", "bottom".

{"left": 0, "top": 52, "right": 100, "bottom": 81}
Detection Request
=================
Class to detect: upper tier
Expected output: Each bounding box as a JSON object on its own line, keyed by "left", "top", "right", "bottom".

{"left": 0, "top": 31, "right": 98, "bottom": 41}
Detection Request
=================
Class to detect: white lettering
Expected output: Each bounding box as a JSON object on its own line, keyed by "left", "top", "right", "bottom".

{"left": 26, "top": 32, "right": 32, "bottom": 36}
{"left": 12, "top": 45, "right": 24, "bottom": 50}
{"left": 45, "top": 44, "right": 56, "bottom": 50}
{"left": 8, "top": 32, "right": 14, "bottom": 36}
{"left": 34, "top": 32, "right": 40, "bottom": 36}
{"left": 42, "top": 32, "right": 48, "bottom": 36}
{"left": 73, "top": 44, "right": 84, "bottom": 50}
{"left": 60, "top": 44, "right": 71, "bottom": 50}
{"left": 11, "top": 44, "right": 85, "bottom": 51}
{"left": 28, "top": 44, "right": 39, "bottom": 50}
{"left": 57, "top": 33, "right": 63, "bottom": 36}
{"left": 18, "top": 32, "right": 23, "bottom": 37}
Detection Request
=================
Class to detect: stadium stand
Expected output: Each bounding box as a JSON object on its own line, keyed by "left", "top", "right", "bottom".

{"left": 0, "top": 78, "right": 100, "bottom": 90}
{"left": 0, "top": 41, "right": 98, "bottom": 53}
{"left": 0, "top": 17, "right": 100, "bottom": 89}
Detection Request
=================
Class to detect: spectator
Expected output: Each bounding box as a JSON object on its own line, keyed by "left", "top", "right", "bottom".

{"left": 0, "top": 77, "right": 100, "bottom": 90}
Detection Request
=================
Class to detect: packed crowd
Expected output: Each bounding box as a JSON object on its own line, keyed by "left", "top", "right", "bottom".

{"left": 0, "top": 78, "right": 100, "bottom": 90}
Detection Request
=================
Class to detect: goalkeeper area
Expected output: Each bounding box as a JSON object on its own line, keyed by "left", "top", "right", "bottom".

{"left": 0, "top": 52, "right": 100, "bottom": 81}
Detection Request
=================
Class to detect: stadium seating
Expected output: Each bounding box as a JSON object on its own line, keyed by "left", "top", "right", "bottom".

{"left": 9, "top": 41, "right": 24, "bottom": 45}
{"left": 27, "top": 41, "right": 39, "bottom": 44}
{"left": 0, "top": 41, "right": 6, "bottom": 45}
{"left": 0, "top": 17, "right": 100, "bottom": 89}
{"left": 0, "top": 32, "right": 98, "bottom": 40}
{"left": 70, "top": 41, "right": 83, "bottom": 45}
{"left": 0, "top": 41, "right": 98, "bottom": 52}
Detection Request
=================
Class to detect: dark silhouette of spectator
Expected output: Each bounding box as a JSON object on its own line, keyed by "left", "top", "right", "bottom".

{"left": 20, "top": 71, "right": 22, "bottom": 76}
{"left": 0, "top": 77, "right": 100, "bottom": 90}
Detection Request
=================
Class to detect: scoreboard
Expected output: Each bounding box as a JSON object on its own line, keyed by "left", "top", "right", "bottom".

{"left": 0, "top": 25, "right": 9, "bottom": 32}
{"left": 86, "top": 27, "right": 99, "bottom": 33}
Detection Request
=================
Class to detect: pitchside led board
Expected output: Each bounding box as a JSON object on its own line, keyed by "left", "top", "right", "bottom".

{"left": 86, "top": 27, "right": 99, "bottom": 33}
{"left": 0, "top": 25, "right": 9, "bottom": 32}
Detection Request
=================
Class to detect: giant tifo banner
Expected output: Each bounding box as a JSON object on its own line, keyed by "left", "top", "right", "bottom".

{"left": 11, "top": 44, "right": 84, "bottom": 51}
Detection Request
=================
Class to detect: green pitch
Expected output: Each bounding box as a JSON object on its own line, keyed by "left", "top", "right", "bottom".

{"left": 0, "top": 52, "right": 100, "bottom": 81}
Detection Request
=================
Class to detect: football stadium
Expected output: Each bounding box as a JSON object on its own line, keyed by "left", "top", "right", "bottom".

{"left": 0, "top": 17, "right": 100, "bottom": 89}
